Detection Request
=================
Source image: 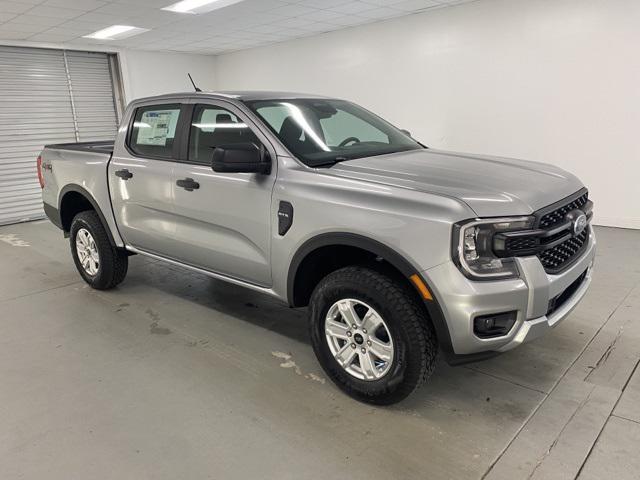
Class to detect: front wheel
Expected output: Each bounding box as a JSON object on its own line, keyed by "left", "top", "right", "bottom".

{"left": 70, "top": 210, "right": 128, "bottom": 290}
{"left": 309, "top": 266, "right": 438, "bottom": 405}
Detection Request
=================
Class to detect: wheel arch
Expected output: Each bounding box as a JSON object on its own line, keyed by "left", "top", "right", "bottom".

{"left": 58, "top": 184, "right": 117, "bottom": 247}
{"left": 286, "top": 232, "right": 455, "bottom": 354}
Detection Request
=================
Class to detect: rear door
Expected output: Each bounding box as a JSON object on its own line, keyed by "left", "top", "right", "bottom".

{"left": 108, "top": 102, "right": 184, "bottom": 254}
{"left": 169, "top": 100, "right": 277, "bottom": 286}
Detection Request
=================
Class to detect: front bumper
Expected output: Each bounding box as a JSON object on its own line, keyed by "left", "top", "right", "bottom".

{"left": 424, "top": 227, "right": 595, "bottom": 356}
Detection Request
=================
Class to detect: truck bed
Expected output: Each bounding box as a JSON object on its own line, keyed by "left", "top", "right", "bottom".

{"left": 40, "top": 140, "right": 116, "bottom": 228}
{"left": 44, "top": 141, "right": 114, "bottom": 155}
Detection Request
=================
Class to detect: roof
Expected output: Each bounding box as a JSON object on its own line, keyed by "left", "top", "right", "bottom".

{"left": 131, "top": 90, "right": 332, "bottom": 105}
{"left": 210, "top": 91, "right": 331, "bottom": 101}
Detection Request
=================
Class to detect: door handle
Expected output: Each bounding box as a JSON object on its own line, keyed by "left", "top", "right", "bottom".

{"left": 176, "top": 177, "right": 200, "bottom": 192}
{"left": 115, "top": 169, "right": 133, "bottom": 180}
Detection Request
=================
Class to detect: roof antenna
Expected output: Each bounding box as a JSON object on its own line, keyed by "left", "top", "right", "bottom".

{"left": 188, "top": 73, "right": 202, "bottom": 92}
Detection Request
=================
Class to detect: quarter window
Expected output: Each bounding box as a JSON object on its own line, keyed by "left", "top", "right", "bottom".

{"left": 129, "top": 104, "right": 181, "bottom": 158}
{"left": 188, "top": 105, "right": 261, "bottom": 163}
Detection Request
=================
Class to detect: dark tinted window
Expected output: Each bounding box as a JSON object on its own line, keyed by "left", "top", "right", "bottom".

{"left": 188, "top": 105, "right": 261, "bottom": 164}
{"left": 129, "top": 104, "right": 181, "bottom": 158}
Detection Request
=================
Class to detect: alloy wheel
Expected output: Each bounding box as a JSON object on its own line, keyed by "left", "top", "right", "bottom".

{"left": 324, "top": 298, "right": 394, "bottom": 381}
{"left": 75, "top": 228, "right": 100, "bottom": 276}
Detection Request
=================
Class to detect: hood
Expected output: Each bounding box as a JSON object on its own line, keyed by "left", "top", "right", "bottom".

{"left": 325, "top": 149, "right": 584, "bottom": 217}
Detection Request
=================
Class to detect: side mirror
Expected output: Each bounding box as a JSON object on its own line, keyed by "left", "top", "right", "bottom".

{"left": 212, "top": 143, "right": 271, "bottom": 174}
{"left": 400, "top": 129, "right": 412, "bottom": 137}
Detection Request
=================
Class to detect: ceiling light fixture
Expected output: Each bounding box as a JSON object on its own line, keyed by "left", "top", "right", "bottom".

{"left": 83, "top": 25, "right": 149, "bottom": 40}
{"left": 162, "top": 0, "right": 245, "bottom": 15}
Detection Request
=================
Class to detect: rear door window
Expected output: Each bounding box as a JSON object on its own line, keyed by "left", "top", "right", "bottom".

{"left": 129, "top": 104, "right": 181, "bottom": 158}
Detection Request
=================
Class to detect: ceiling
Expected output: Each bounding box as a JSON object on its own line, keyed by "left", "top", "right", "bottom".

{"left": 0, "top": 0, "right": 476, "bottom": 55}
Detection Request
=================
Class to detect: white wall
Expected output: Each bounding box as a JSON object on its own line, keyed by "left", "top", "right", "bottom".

{"left": 119, "top": 49, "right": 217, "bottom": 101}
{"left": 214, "top": 0, "right": 639, "bottom": 229}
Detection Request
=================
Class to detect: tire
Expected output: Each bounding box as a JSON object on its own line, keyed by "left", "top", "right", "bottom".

{"left": 70, "top": 210, "right": 128, "bottom": 290}
{"left": 309, "top": 266, "right": 438, "bottom": 405}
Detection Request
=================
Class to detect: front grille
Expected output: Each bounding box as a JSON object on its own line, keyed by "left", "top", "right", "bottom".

{"left": 493, "top": 189, "right": 592, "bottom": 274}
{"left": 537, "top": 229, "right": 589, "bottom": 273}
{"left": 505, "top": 236, "right": 538, "bottom": 252}
{"left": 539, "top": 192, "right": 589, "bottom": 229}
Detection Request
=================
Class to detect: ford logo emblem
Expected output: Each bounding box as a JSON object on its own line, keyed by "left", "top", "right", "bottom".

{"left": 572, "top": 213, "right": 587, "bottom": 236}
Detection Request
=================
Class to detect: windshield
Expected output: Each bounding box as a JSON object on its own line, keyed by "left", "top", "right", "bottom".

{"left": 244, "top": 99, "right": 423, "bottom": 167}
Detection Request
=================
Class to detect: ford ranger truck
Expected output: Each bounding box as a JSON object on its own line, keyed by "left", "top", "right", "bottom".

{"left": 38, "top": 92, "right": 595, "bottom": 405}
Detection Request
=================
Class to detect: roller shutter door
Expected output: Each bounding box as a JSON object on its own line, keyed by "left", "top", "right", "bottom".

{"left": 0, "top": 46, "right": 120, "bottom": 225}
{"left": 65, "top": 50, "right": 119, "bottom": 142}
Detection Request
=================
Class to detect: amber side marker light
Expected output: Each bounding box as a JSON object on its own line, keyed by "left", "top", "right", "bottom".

{"left": 410, "top": 274, "right": 433, "bottom": 301}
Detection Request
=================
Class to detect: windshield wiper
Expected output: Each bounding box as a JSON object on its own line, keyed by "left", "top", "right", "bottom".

{"left": 307, "top": 156, "right": 351, "bottom": 168}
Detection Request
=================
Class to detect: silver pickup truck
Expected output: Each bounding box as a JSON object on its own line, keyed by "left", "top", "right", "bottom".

{"left": 39, "top": 91, "right": 595, "bottom": 404}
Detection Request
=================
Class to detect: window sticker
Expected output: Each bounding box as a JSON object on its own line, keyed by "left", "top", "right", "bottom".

{"left": 136, "top": 110, "right": 178, "bottom": 146}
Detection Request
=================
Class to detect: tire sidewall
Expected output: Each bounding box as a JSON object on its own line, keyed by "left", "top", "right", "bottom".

{"left": 310, "top": 273, "right": 419, "bottom": 401}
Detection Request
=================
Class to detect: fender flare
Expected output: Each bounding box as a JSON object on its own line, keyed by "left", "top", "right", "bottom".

{"left": 286, "top": 232, "right": 455, "bottom": 355}
{"left": 58, "top": 184, "right": 118, "bottom": 247}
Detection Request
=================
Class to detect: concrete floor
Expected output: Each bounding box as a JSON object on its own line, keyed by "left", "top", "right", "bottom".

{"left": 0, "top": 221, "right": 639, "bottom": 480}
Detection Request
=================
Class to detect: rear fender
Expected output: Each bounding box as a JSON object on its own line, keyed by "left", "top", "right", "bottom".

{"left": 57, "top": 184, "right": 123, "bottom": 247}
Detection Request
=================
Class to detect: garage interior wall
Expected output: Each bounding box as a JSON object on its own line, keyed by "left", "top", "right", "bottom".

{"left": 214, "top": 0, "right": 639, "bottom": 230}
{"left": 119, "top": 50, "right": 217, "bottom": 101}
{"left": 0, "top": 46, "right": 119, "bottom": 225}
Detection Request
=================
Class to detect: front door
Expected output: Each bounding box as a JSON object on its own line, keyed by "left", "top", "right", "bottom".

{"left": 170, "top": 102, "right": 276, "bottom": 286}
{"left": 108, "top": 103, "right": 182, "bottom": 254}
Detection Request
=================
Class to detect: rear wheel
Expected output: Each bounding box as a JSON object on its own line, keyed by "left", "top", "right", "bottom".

{"left": 70, "top": 210, "right": 128, "bottom": 290}
{"left": 309, "top": 266, "right": 438, "bottom": 405}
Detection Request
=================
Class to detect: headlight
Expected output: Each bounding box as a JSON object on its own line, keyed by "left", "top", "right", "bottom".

{"left": 452, "top": 217, "right": 534, "bottom": 280}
